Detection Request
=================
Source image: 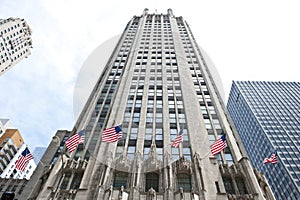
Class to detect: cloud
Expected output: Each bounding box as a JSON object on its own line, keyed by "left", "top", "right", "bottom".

{"left": 0, "top": 0, "right": 299, "bottom": 150}
{"left": 0, "top": 0, "right": 77, "bottom": 149}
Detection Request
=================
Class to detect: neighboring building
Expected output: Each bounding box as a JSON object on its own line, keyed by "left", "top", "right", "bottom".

{"left": 0, "top": 129, "right": 24, "bottom": 149}
{"left": 0, "top": 129, "right": 24, "bottom": 175}
{"left": 0, "top": 129, "right": 36, "bottom": 180}
{"left": 0, "top": 18, "right": 32, "bottom": 75}
{"left": 32, "top": 147, "right": 47, "bottom": 164}
{"left": 23, "top": 130, "right": 72, "bottom": 199}
{"left": 0, "top": 119, "right": 12, "bottom": 137}
{"left": 0, "top": 143, "right": 36, "bottom": 180}
{"left": 24, "top": 9, "right": 274, "bottom": 200}
{"left": 0, "top": 178, "right": 28, "bottom": 199}
{"left": 227, "top": 81, "right": 300, "bottom": 199}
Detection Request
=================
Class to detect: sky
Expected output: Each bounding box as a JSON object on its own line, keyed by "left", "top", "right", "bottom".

{"left": 0, "top": 0, "right": 299, "bottom": 151}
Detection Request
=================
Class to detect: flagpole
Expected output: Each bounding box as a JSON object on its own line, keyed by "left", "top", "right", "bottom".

{"left": 52, "top": 136, "right": 67, "bottom": 198}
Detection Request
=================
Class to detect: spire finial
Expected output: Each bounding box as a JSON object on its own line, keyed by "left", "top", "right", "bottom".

{"left": 143, "top": 8, "right": 149, "bottom": 15}
{"left": 167, "top": 8, "right": 174, "bottom": 17}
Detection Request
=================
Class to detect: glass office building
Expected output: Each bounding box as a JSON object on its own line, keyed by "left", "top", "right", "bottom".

{"left": 23, "top": 9, "right": 273, "bottom": 200}
{"left": 227, "top": 81, "right": 300, "bottom": 199}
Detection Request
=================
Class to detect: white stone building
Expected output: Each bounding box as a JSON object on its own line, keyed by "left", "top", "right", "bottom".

{"left": 0, "top": 143, "right": 36, "bottom": 180}
{"left": 0, "top": 18, "right": 32, "bottom": 75}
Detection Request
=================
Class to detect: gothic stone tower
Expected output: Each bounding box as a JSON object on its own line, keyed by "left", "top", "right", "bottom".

{"left": 25, "top": 9, "right": 273, "bottom": 200}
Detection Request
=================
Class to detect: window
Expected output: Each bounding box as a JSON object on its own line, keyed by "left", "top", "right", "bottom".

{"left": 213, "top": 119, "right": 222, "bottom": 129}
{"left": 155, "top": 128, "right": 163, "bottom": 140}
{"left": 145, "top": 173, "right": 159, "bottom": 192}
{"left": 127, "top": 146, "right": 136, "bottom": 159}
{"left": 183, "top": 147, "right": 191, "bottom": 161}
{"left": 157, "top": 147, "right": 163, "bottom": 160}
{"left": 204, "top": 119, "right": 212, "bottom": 129}
{"left": 18, "top": 183, "right": 26, "bottom": 195}
{"left": 144, "top": 147, "right": 150, "bottom": 159}
{"left": 70, "top": 172, "right": 84, "bottom": 189}
{"left": 172, "top": 147, "right": 179, "bottom": 160}
{"left": 60, "top": 172, "right": 72, "bottom": 190}
{"left": 223, "top": 177, "right": 234, "bottom": 194}
{"left": 177, "top": 173, "right": 191, "bottom": 191}
{"left": 113, "top": 172, "right": 128, "bottom": 188}
{"left": 133, "top": 112, "right": 140, "bottom": 123}
{"left": 225, "top": 147, "right": 234, "bottom": 165}
{"left": 130, "top": 128, "right": 138, "bottom": 139}
{"left": 236, "top": 177, "right": 248, "bottom": 195}
{"left": 115, "top": 145, "right": 124, "bottom": 157}
{"left": 215, "top": 181, "right": 220, "bottom": 193}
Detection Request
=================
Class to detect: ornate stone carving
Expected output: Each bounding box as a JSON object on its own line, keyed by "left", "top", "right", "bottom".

{"left": 173, "top": 156, "right": 191, "bottom": 172}
{"left": 106, "top": 151, "right": 114, "bottom": 165}
{"left": 143, "top": 144, "right": 161, "bottom": 173}
{"left": 148, "top": 187, "right": 156, "bottom": 200}
{"left": 113, "top": 153, "right": 131, "bottom": 172}
{"left": 118, "top": 185, "right": 124, "bottom": 199}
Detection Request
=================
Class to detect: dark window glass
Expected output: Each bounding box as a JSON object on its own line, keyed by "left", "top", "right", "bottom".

{"left": 70, "top": 172, "right": 84, "bottom": 189}
{"left": 223, "top": 177, "right": 234, "bottom": 194}
{"left": 113, "top": 172, "right": 128, "bottom": 189}
{"left": 60, "top": 172, "right": 72, "bottom": 190}
{"left": 236, "top": 177, "right": 248, "bottom": 194}
{"left": 215, "top": 181, "right": 220, "bottom": 193}
{"left": 145, "top": 173, "right": 159, "bottom": 192}
{"left": 177, "top": 173, "right": 191, "bottom": 191}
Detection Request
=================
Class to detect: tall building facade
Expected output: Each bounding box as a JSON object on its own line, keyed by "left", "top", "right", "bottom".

{"left": 227, "top": 81, "right": 300, "bottom": 199}
{"left": 0, "top": 18, "right": 32, "bottom": 75}
{"left": 25, "top": 9, "right": 273, "bottom": 200}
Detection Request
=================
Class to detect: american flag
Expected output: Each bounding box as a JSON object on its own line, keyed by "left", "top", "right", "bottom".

{"left": 102, "top": 125, "right": 122, "bottom": 143}
{"left": 210, "top": 134, "right": 226, "bottom": 156}
{"left": 15, "top": 147, "right": 34, "bottom": 171}
{"left": 65, "top": 130, "right": 85, "bottom": 153}
{"left": 263, "top": 152, "right": 277, "bottom": 164}
{"left": 171, "top": 129, "right": 184, "bottom": 148}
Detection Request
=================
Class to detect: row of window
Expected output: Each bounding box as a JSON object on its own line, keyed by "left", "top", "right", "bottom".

{"left": 80, "top": 21, "right": 139, "bottom": 159}
{"left": 227, "top": 83, "right": 300, "bottom": 199}
{"left": 117, "top": 17, "right": 189, "bottom": 160}
{"left": 180, "top": 23, "right": 234, "bottom": 165}
{"left": 113, "top": 171, "right": 191, "bottom": 192}
{"left": 0, "top": 181, "right": 26, "bottom": 195}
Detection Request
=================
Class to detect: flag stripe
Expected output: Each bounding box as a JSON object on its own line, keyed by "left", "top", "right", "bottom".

{"left": 263, "top": 152, "right": 277, "bottom": 164}
{"left": 171, "top": 129, "right": 183, "bottom": 148}
{"left": 65, "top": 130, "right": 85, "bottom": 153}
{"left": 15, "top": 147, "right": 34, "bottom": 171}
{"left": 102, "top": 125, "right": 122, "bottom": 143}
{"left": 210, "top": 134, "right": 226, "bottom": 156}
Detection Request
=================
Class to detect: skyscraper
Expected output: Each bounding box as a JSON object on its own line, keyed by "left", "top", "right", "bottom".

{"left": 0, "top": 18, "right": 32, "bottom": 75}
{"left": 24, "top": 9, "right": 273, "bottom": 199}
{"left": 227, "top": 81, "right": 300, "bottom": 199}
